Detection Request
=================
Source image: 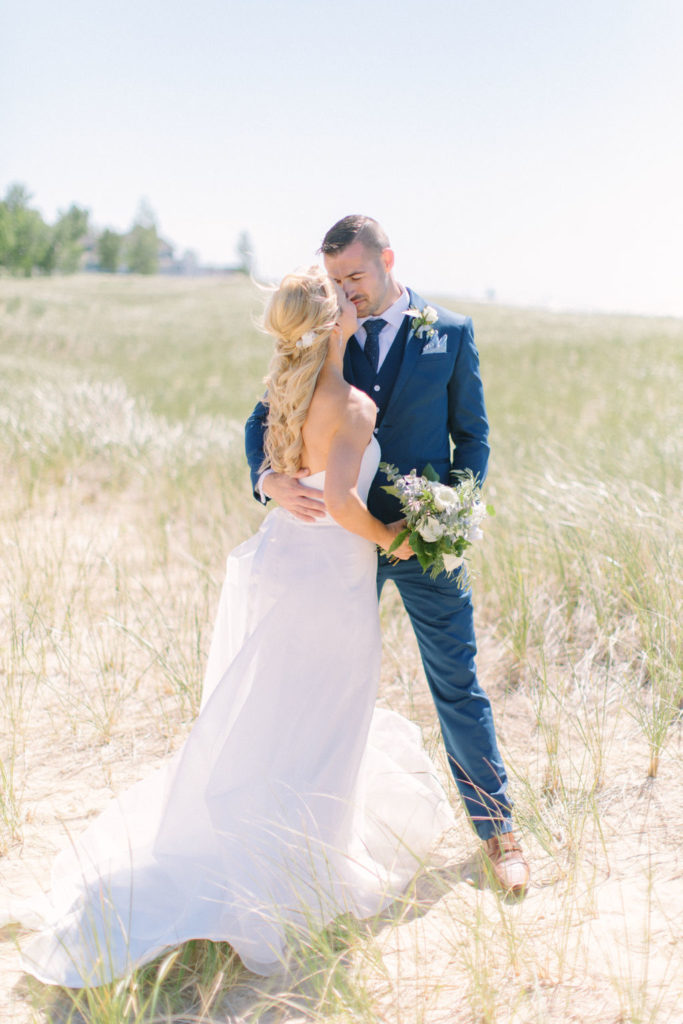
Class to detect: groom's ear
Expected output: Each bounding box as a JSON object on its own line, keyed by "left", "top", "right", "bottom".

{"left": 381, "top": 248, "right": 395, "bottom": 274}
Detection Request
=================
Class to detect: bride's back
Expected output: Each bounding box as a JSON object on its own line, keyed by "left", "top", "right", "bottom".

{"left": 300, "top": 371, "right": 375, "bottom": 477}
{"left": 300, "top": 372, "right": 351, "bottom": 476}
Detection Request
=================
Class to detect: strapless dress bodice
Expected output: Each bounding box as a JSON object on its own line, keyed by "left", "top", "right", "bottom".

{"left": 296, "top": 436, "right": 380, "bottom": 527}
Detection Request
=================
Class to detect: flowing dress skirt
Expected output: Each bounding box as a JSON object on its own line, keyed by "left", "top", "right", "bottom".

{"left": 11, "top": 453, "right": 453, "bottom": 986}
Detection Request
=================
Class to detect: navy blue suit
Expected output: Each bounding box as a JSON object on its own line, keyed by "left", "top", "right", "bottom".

{"left": 245, "top": 289, "right": 512, "bottom": 839}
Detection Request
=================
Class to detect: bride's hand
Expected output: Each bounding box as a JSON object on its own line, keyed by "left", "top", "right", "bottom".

{"left": 262, "top": 470, "right": 326, "bottom": 522}
{"left": 383, "top": 520, "right": 414, "bottom": 560}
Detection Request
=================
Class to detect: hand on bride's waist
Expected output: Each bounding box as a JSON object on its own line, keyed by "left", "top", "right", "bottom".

{"left": 261, "top": 469, "right": 326, "bottom": 523}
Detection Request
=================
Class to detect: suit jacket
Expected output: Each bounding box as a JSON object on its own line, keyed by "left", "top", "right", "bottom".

{"left": 244, "top": 288, "right": 490, "bottom": 523}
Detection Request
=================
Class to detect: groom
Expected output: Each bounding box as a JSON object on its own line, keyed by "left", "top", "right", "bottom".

{"left": 245, "top": 215, "right": 529, "bottom": 895}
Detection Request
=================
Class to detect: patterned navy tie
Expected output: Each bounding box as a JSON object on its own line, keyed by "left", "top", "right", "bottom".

{"left": 363, "top": 318, "right": 387, "bottom": 373}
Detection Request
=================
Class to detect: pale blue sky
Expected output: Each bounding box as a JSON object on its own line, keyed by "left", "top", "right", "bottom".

{"left": 2, "top": 0, "right": 682, "bottom": 314}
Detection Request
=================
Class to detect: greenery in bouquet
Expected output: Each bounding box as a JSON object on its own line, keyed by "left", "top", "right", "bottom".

{"left": 380, "top": 462, "right": 492, "bottom": 582}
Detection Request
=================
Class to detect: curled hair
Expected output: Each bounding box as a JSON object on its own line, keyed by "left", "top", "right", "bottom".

{"left": 319, "top": 214, "right": 390, "bottom": 256}
{"left": 261, "top": 266, "right": 340, "bottom": 475}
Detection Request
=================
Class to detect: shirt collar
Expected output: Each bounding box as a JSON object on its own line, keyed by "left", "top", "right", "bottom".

{"left": 359, "top": 287, "right": 410, "bottom": 333}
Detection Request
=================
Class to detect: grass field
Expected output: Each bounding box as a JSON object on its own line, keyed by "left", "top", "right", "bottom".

{"left": 1, "top": 274, "right": 682, "bottom": 1023}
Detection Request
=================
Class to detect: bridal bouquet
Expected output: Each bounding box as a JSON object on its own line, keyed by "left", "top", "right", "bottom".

{"left": 381, "top": 462, "right": 492, "bottom": 582}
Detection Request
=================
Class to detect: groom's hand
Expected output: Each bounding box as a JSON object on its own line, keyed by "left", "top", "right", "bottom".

{"left": 262, "top": 469, "right": 326, "bottom": 522}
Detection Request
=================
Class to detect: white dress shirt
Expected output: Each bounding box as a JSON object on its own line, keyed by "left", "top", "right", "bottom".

{"left": 357, "top": 288, "right": 411, "bottom": 370}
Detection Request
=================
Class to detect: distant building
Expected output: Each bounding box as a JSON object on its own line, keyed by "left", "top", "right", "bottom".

{"left": 80, "top": 232, "right": 239, "bottom": 276}
{"left": 157, "top": 237, "right": 175, "bottom": 273}
{"left": 80, "top": 233, "right": 100, "bottom": 272}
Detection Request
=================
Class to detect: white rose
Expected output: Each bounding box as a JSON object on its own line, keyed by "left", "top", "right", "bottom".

{"left": 442, "top": 553, "right": 464, "bottom": 572}
{"left": 430, "top": 483, "right": 458, "bottom": 511}
{"left": 418, "top": 516, "right": 445, "bottom": 542}
{"left": 423, "top": 305, "right": 438, "bottom": 324}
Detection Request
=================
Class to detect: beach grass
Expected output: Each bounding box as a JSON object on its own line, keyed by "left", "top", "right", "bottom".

{"left": 1, "top": 274, "right": 681, "bottom": 1023}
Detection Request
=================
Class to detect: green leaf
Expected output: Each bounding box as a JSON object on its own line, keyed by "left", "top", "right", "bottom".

{"left": 379, "top": 461, "right": 398, "bottom": 480}
{"left": 414, "top": 549, "right": 433, "bottom": 573}
{"left": 385, "top": 528, "right": 409, "bottom": 554}
{"left": 409, "top": 531, "right": 427, "bottom": 558}
{"left": 422, "top": 462, "right": 439, "bottom": 482}
{"left": 409, "top": 532, "right": 434, "bottom": 573}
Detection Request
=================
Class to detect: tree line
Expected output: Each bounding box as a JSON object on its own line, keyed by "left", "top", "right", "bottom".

{"left": 0, "top": 184, "right": 253, "bottom": 277}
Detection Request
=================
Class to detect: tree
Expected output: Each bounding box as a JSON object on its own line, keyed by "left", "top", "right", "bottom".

{"left": 125, "top": 199, "right": 159, "bottom": 274}
{"left": 51, "top": 204, "right": 90, "bottom": 273}
{"left": 0, "top": 183, "right": 52, "bottom": 276}
{"left": 97, "top": 229, "right": 122, "bottom": 273}
{"left": 0, "top": 203, "right": 13, "bottom": 268}
{"left": 236, "top": 230, "right": 254, "bottom": 275}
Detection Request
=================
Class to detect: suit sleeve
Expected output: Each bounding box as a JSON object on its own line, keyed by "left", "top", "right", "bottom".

{"left": 244, "top": 399, "right": 269, "bottom": 500}
{"left": 447, "top": 318, "right": 490, "bottom": 485}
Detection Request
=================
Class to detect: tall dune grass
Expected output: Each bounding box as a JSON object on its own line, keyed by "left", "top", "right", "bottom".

{"left": 1, "top": 275, "right": 681, "bottom": 1022}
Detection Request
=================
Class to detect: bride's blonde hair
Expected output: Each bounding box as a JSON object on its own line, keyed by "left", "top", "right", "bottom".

{"left": 260, "top": 266, "right": 340, "bottom": 475}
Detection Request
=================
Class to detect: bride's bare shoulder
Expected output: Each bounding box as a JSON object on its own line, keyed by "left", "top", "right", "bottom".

{"left": 303, "top": 379, "right": 376, "bottom": 470}
{"left": 349, "top": 384, "right": 376, "bottom": 411}
{"left": 310, "top": 378, "right": 375, "bottom": 431}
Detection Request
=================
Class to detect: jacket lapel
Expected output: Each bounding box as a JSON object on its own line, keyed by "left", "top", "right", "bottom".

{"left": 343, "top": 333, "right": 359, "bottom": 381}
{"left": 381, "top": 288, "right": 425, "bottom": 422}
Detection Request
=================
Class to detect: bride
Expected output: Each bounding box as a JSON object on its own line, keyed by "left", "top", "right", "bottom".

{"left": 12, "top": 267, "right": 454, "bottom": 987}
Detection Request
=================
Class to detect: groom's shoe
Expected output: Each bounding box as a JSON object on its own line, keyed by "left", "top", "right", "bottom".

{"left": 482, "top": 833, "right": 530, "bottom": 897}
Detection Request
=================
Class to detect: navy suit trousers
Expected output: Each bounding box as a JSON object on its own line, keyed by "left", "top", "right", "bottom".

{"left": 377, "top": 554, "right": 512, "bottom": 840}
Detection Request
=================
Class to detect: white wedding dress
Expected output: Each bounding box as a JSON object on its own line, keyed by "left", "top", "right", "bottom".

{"left": 12, "top": 438, "right": 454, "bottom": 987}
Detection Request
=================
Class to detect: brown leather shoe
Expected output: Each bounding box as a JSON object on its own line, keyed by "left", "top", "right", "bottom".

{"left": 482, "top": 833, "right": 530, "bottom": 896}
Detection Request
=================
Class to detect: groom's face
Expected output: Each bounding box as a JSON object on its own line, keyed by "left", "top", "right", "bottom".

{"left": 324, "top": 240, "right": 396, "bottom": 319}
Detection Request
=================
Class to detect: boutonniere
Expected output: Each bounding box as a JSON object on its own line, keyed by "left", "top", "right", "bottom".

{"left": 403, "top": 305, "right": 438, "bottom": 341}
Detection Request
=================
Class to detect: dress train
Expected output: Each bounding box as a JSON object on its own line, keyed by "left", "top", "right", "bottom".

{"left": 6, "top": 439, "right": 454, "bottom": 986}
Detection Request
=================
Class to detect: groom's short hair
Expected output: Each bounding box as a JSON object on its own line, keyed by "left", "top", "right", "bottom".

{"left": 319, "top": 215, "right": 390, "bottom": 256}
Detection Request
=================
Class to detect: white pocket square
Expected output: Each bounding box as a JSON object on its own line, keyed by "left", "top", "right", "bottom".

{"left": 421, "top": 332, "right": 448, "bottom": 354}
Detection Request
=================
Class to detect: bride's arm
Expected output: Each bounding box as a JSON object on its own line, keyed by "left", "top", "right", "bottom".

{"left": 324, "top": 396, "right": 401, "bottom": 551}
